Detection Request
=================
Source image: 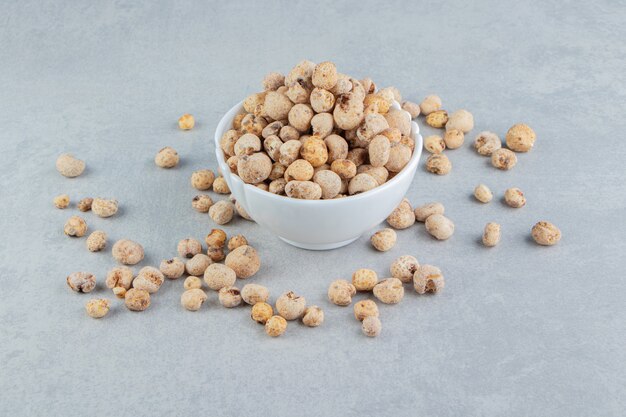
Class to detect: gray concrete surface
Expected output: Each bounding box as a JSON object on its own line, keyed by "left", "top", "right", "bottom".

{"left": 1, "top": 1, "right": 625, "bottom": 416}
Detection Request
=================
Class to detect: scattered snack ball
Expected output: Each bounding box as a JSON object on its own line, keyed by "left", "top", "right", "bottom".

{"left": 178, "top": 114, "right": 195, "bottom": 130}
{"left": 64, "top": 216, "right": 87, "bottom": 237}
{"left": 390, "top": 255, "right": 420, "bottom": 283}
{"left": 425, "top": 214, "right": 455, "bottom": 240}
{"left": 482, "top": 222, "right": 501, "bottom": 247}
{"left": 362, "top": 316, "right": 382, "bottom": 337}
{"left": 387, "top": 198, "right": 415, "bottom": 229}
{"left": 125, "top": 288, "right": 151, "bottom": 311}
{"left": 531, "top": 221, "right": 561, "bottom": 246}
{"left": 85, "top": 299, "right": 110, "bottom": 318}
{"left": 504, "top": 187, "right": 526, "bottom": 208}
{"left": 181, "top": 289, "right": 208, "bottom": 311}
{"left": 328, "top": 279, "right": 356, "bottom": 306}
{"left": 56, "top": 153, "right": 85, "bottom": 178}
{"left": 373, "top": 278, "right": 404, "bottom": 304}
{"left": 92, "top": 198, "right": 118, "bottom": 218}
{"left": 425, "top": 153, "right": 451, "bottom": 175}
{"left": 474, "top": 132, "right": 501, "bottom": 156}
{"left": 474, "top": 184, "right": 493, "bottom": 203}
{"left": 302, "top": 306, "right": 324, "bottom": 327}
{"left": 184, "top": 276, "right": 203, "bottom": 290}
{"left": 251, "top": 302, "right": 274, "bottom": 324}
{"left": 112, "top": 239, "right": 144, "bottom": 265}
{"left": 419, "top": 95, "right": 442, "bottom": 115}
{"left": 370, "top": 228, "right": 397, "bottom": 251}
{"left": 160, "top": 258, "right": 185, "bottom": 279}
{"left": 505, "top": 123, "right": 536, "bottom": 152}
{"left": 218, "top": 286, "right": 243, "bottom": 308}
{"left": 77, "top": 197, "right": 93, "bottom": 212}
{"left": 265, "top": 315, "right": 288, "bottom": 337}
{"left": 414, "top": 202, "right": 444, "bottom": 222}
{"left": 413, "top": 265, "right": 445, "bottom": 294}
{"left": 241, "top": 283, "right": 269, "bottom": 305}
{"left": 155, "top": 147, "right": 179, "bottom": 168}
{"left": 86, "top": 230, "right": 107, "bottom": 252}
{"left": 54, "top": 194, "right": 70, "bottom": 209}
{"left": 67, "top": 272, "right": 96, "bottom": 293}
{"left": 276, "top": 291, "right": 306, "bottom": 320}
{"left": 352, "top": 269, "right": 378, "bottom": 291}
{"left": 177, "top": 238, "right": 203, "bottom": 259}
{"left": 191, "top": 195, "right": 213, "bottom": 213}
{"left": 354, "top": 300, "right": 379, "bottom": 322}
{"left": 491, "top": 148, "right": 517, "bottom": 170}
{"left": 106, "top": 266, "right": 134, "bottom": 298}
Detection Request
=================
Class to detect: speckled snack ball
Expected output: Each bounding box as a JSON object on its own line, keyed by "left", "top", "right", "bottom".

{"left": 370, "top": 228, "right": 397, "bottom": 252}
{"left": 276, "top": 291, "right": 306, "bottom": 320}
{"left": 155, "top": 146, "right": 179, "bottom": 168}
{"left": 348, "top": 173, "right": 378, "bottom": 195}
{"left": 504, "top": 187, "right": 526, "bottom": 208}
{"left": 425, "top": 153, "right": 451, "bottom": 175}
{"left": 425, "top": 110, "right": 448, "bottom": 128}
{"left": 302, "top": 306, "right": 324, "bottom": 327}
{"left": 185, "top": 253, "right": 212, "bottom": 276}
{"left": 191, "top": 169, "right": 215, "bottom": 190}
{"left": 184, "top": 276, "right": 203, "bottom": 290}
{"left": 241, "top": 283, "right": 270, "bottom": 305}
{"left": 443, "top": 129, "right": 464, "bottom": 149}
{"left": 251, "top": 302, "right": 274, "bottom": 324}
{"left": 368, "top": 135, "right": 391, "bottom": 168}
{"left": 328, "top": 279, "right": 357, "bottom": 306}
{"left": 354, "top": 300, "right": 379, "bottom": 322}
{"left": 414, "top": 202, "right": 445, "bottom": 222}
{"left": 203, "top": 263, "right": 237, "bottom": 291}
{"left": 106, "top": 266, "right": 134, "bottom": 297}
{"left": 390, "top": 255, "right": 420, "bottom": 283}
{"left": 125, "top": 288, "right": 150, "bottom": 311}
{"left": 413, "top": 264, "right": 445, "bottom": 294}
{"left": 301, "top": 137, "right": 329, "bottom": 167}
{"left": 67, "top": 272, "right": 96, "bottom": 293}
{"left": 474, "top": 184, "right": 493, "bottom": 203}
{"left": 446, "top": 109, "right": 474, "bottom": 133}
{"left": 285, "top": 180, "right": 323, "bottom": 199}
{"left": 56, "top": 153, "right": 85, "bottom": 178}
{"left": 506, "top": 123, "right": 536, "bottom": 152}
{"left": 352, "top": 269, "right": 378, "bottom": 291}
{"left": 401, "top": 101, "right": 420, "bottom": 118}
{"left": 312, "top": 61, "right": 338, "bottom": 89}
{"left": 234, "top": 133, "right": 262, "bottom": 156}
{"left": 227, "top": 235, "right": 248, "bottom": 251}
{"left": 265, "top": 315, "right": 288, "bottom": 337}
{"left": 491, "top": 148, "right": 517, "bottom": 170}
{"left": 373, "top": 278, "right": 404, "bottom": 304}
{"left": 112, "top": 239, "right": 144, "bottom": 265}
{"left": 213, "top": 177, "right": 230, "bottom": 194}
{"left": 133, "top": 266, "right": 165, "bottom": 294}
{"left": 225, "top": 245, "right": 260, "bottom": 278}
{"left": 482, "top": 222, "right": 501, "bottom": 247}
{"left": 85, "top": 299, "right": 110, "bottom": 318}
{"left": 92, "top": 198, "right": 118, "bottom": 218}
{"left": 238, "top": 153, "right": 273, "bottom": 184}
{"left": 419, "top": 95, "right": 442, "bottom": 115}
{"left": 192, "top": 195, "right": 213, "bottom": 213}
{"left": 209, "top": 200, "right": 235, "bottom": 225}
{"left": 474, "top": 131, "right": 502, "bottom": 156}
{"left": 177, "top": 238, "right": 202, "bottom": 259}
{"left": 263, "top": 72, "right": 285, "bottom": 91}
{"left": 385, "top": 143, "right": 412, "bottom": 173}
{"left": 531, "top": 221, "right": 561, "bottom": 246}
{"left": 178, "top": 114, "right": 195, "bottom": 130}
{"left": 86, "top": 230, "right": 107, "bottom": 252}
{"left": 425, "top": 214, "right": 455, "bottom": 240}
{"left": 219, "top": 286, "right": 243, "bottom": 308}
{"left": 78, "top": 197, "right": 93, "bottom": 212}
{"left": 387, "top": 198, "right": 415, "bottom": 229}
{"left": 160, "top": 258, "right": 185, "bottom": 279}
{"left": 362, "top": 316, "right": 382, "bottom": 337}
{"left": 54, "top": 194, "right": 70, "bottom": 209}
{"left": 181, "top": 289, "right": 207, "bottom": 311}
{"left": 424, "top": 135, "right": 446, "bottom": 154}
{"left": 64, "top": 216, "right": 87, "bottom": 237}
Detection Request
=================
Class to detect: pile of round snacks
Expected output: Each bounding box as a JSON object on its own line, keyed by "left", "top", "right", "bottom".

{"left": 54, "top": 60, "right": 562, "bottom": 340}
{"left": 220, "top": 60, "right": 416, "bottom": 199}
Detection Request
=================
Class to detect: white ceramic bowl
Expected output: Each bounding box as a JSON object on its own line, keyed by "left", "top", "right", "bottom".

{"left": 214, "top": 101, "right": 423, "bottom": 250}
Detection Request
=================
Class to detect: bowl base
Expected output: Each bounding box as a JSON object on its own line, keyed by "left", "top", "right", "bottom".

{"left": 279, "top": 236, "right": 360, "bottom": 250}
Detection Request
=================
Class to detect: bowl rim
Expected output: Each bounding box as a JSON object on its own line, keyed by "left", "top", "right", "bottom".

{"left": 214, "top": 100, "right": 423, "bottom": 206}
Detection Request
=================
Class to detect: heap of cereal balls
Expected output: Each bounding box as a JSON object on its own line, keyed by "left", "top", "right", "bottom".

{"left": 219, "top": 60, "right": 416, "bottom": 200}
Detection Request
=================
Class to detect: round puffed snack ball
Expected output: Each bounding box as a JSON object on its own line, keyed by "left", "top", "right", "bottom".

{"left": 191, "top": 169, "right": 215, "bottom": 190}
{"left": 86, "top": 230, "right": 107, "bottom": 252}
{"left": 225, "top": 245, "right": 260, "bottom": 279}
{"left": 203, "top": 263, "right": 237, "bottom": 291}
{"left": 218, "top": 286, "right": 242, "bottom": 308}
{"left": 251, "top": 302, "right": 274, "bottom": 324}
{"left": 474, "top": 184, "right": 493, "bottom": 203}
{"left": 425, "top": 110, "right": 448, "bottom": 128}
{"left": 354, "top": 300, "right": 379, "bottom": 322}
{"left": 133, "top": 266, "right": 165, "bottom": 294}
{"left": 241, "top": 283, "right": 270, "bottom": 305}
{"left": 265, "top": 315, "right": 288, "bottom": 337}
{"left": 531, "top": 221, "right": 561, "bottom": 246}
{"left": 209, "top": 200, "right": 235, "bottom": 225}
{"left": 184, "top": 276, "right": 203, "bottom": 290}
{"left": 414, "top": 202, "right": 445, "bottom": 222}
{"left": 506, "top": 123, "right": 536, "bottom": 152}
{"left": 390, "top": 255, "right": 420, "bottom": 283}
{"left": 504, "top": 187, "right": 526, "bottom": 208}
{"left": 474, "top": 131, "right": 501, "bottom": 156}
{"left": 443, "top": 129, "right": 464, "bottom": 149}
{"left": 413, "top": 264, "right": 445, "bottom": 294}
{"left": 56, "top": 153, "right": 85, "bottom": 178}
{"left": 482, "top": 222, "right": 501, "bottom": 247}
{"left": 54, "top": 194, "right": 70, "bottom": 209}
{"left": 370, "top": 228, "right": 397, "bottom": 252}
{"left": 491, "top": 148, "right": 517, "bottom": 170}
{"left": 92, "top": 198, "right": 119, "bottom": 218}
{"left": 352, "top": 269, "right": 378, "bottom": 291}
{"left": 177, "top": 238, "right": 203, "bottom": 259}
{"left": 425, "top": 214, "right": 455, "bottom": 240}
{"left": 328, "top": 279, "right": 357, "bottom": 306}
{"left": 67, "top": 272, "right": 96, "bottom": 293}
{"left": 362, "top": 316, "right": 382, "bottom": 337}
{"left": 419, "top": 95, "right": 442, "bottom": 115}
{"left": 181, "top": 289, "right": 208, "bottom": 311}
{"left": 424, "top": 135, "right": 446, "bottom": 154}
{"left": 64, "top": 216, "right": 87, "bottom": 237}
{"left": 373, "top": 278, "right": 404, "bottom": 304}
{"left": 125, "top": 288, "right": 150, "bottom": 311}
{"left": 160, "top": 258, "right": 185, "bottom": 279}
{"left": 178, "top": 114, "right": 195, "bottom": 130}
{"left": 276, "top": 291, "right": 306, "bottom": 320}
{"left": 154, "top": 147, "right": 179, "bottom": 168}
{"left": 192, "top": 195, "right": 213, "bottom": 213}
{"left": 185, "top": 253, "right": 212, "bottom": 276}
{"left": 302, "top": 306, "right": 324, "bottom": 327}
{"left": 425, "top": 154, "right": 451, "bottom": 175}
{"left": 85, "top": 298, "right": 110, "bottom": 318}
{"left": 112, "top": 239, "right": 145, "bottom": 265}
{"left": 387, "top": 199, "right": 415, "bottom": 229}
{"left": 445, "top": 109, "right": 474, "bottom": 133}
{"left": 78, "top": 197, "right": 93, "bottom": 212}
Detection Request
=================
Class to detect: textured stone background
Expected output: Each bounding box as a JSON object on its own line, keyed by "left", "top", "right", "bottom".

{"left": 1, "top": 1, "right": 624, "bottom": 416}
